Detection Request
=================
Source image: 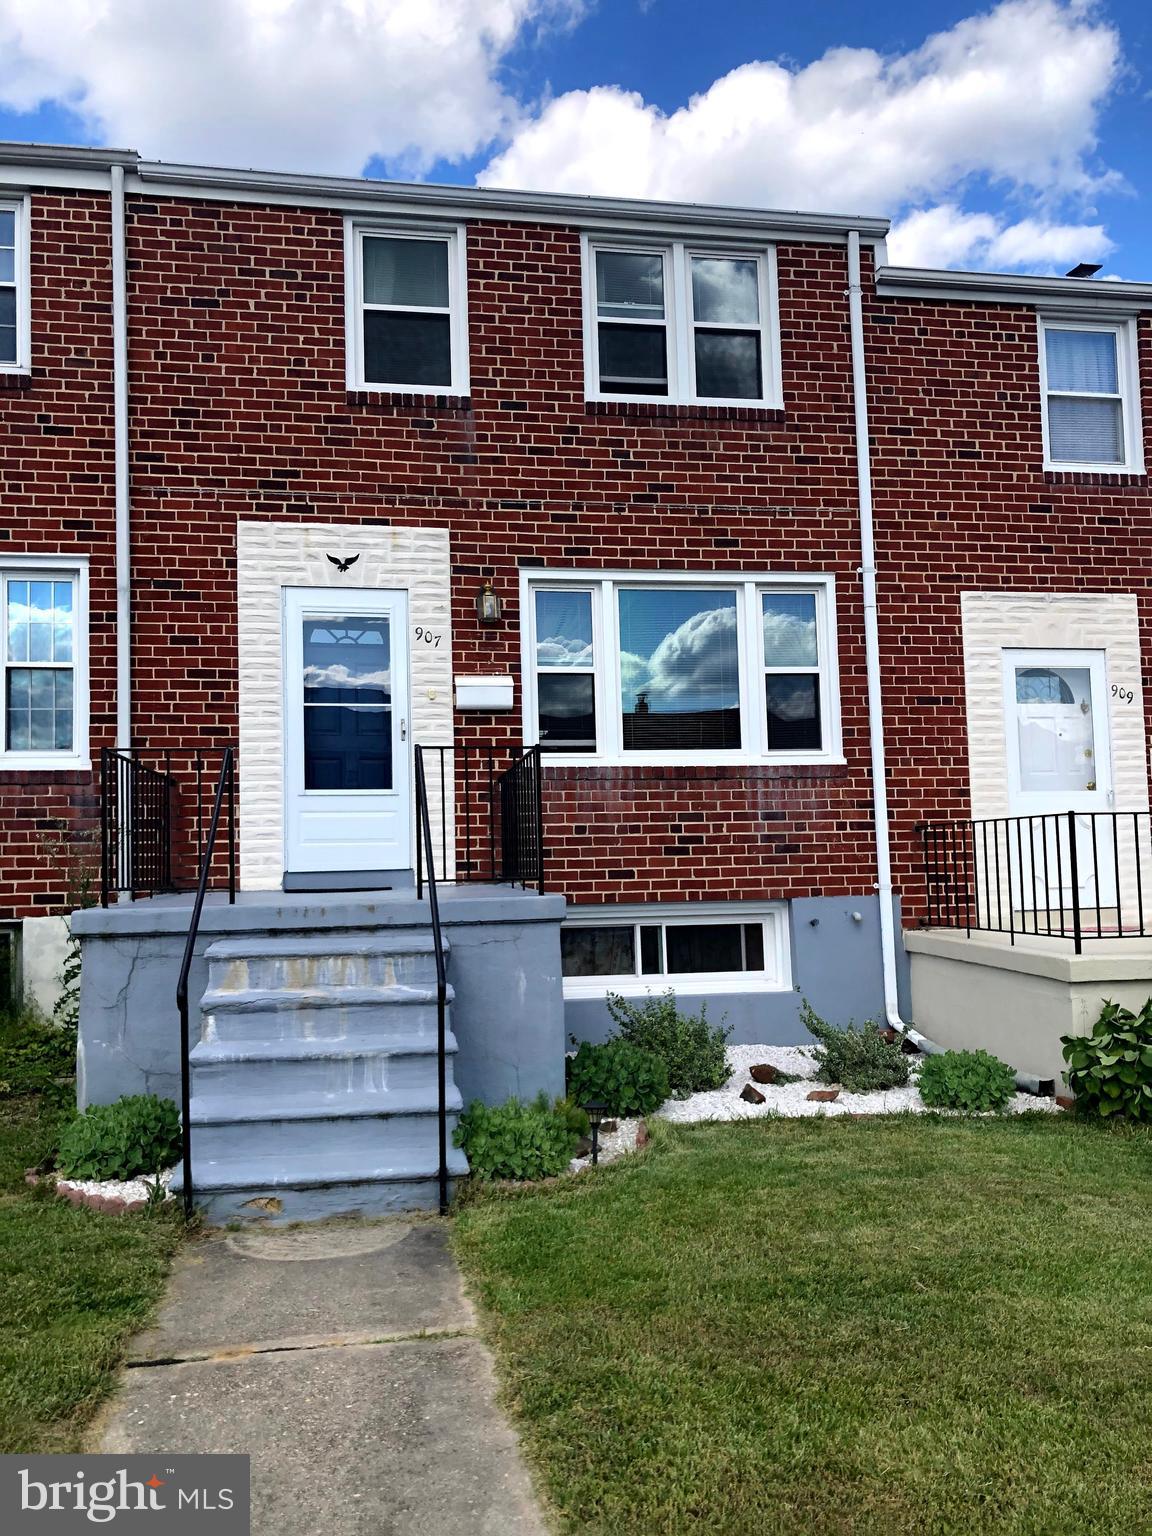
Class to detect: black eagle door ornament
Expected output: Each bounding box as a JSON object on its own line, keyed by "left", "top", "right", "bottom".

{"left": 326, "top": 553, "right": 360, "bottom": 574}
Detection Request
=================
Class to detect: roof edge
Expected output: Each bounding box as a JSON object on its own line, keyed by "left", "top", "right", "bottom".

{"left": 877, "top": 264, "right": 1152, "bottom": 311}
{"left": 130, "top": 158, "right": 890, "bottom": 237}
{"left": 0, "top": 141, "right": 140, "bottom": 169}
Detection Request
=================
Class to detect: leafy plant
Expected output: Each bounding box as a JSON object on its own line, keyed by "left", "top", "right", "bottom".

{"left": 55, "top": 1094, "right": 181, "bottom": 1181}
{"left": 607, "top": 990, "right": 731, "bottom": 1098}
{"left": 566, "top": 1039, "right": 670, "bottom": 1118}
{"left": 0, "top": 1012, "right": 76, "bottom": 1098}
{"left": 917, "top": 1050, "right": 1017, "bottom": 1113}
{"left": 454, "top": 1093, "right": 581, "bottom": 1182}
{"left": 554, "top": 1096, "right": 591, "bottom": 1141}
{"left": 1062, "top": 999, "right": 1152, "bottom": 1121}
{"left": 800, "top": 1000, "right": 910, "bottom": 1093}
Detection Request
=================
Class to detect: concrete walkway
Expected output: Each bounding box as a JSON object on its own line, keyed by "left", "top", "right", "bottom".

{"left": 96, "top": 1218, "right": 547, "bottom": 1535}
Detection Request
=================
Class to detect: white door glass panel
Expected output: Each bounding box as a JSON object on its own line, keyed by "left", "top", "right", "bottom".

{"left": 284, "top": 588, "right": 410, "bottom": 876}
{"left": 1002, "top": 650, "right": 1113, "bottom": 915}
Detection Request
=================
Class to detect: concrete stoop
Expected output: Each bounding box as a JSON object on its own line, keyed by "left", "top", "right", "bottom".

{"left": 173, "top": 931, "right": 467, "bottom": 1222}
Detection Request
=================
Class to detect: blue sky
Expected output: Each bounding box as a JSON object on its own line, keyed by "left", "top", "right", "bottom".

{"left": 0, "top": 0, "right": 1149, "bottom": 274}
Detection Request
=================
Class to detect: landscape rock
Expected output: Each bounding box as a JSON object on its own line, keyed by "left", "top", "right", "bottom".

{"left": 635, "top": 1120, "right": 649, "bottom": 1148}
{"left": 806, "top": 1088, "right": 841, "bottom": 1103}
{"left": 740, "top": 1083, "right": 767, "bottom": 1104}
{"left": 749, "top": 1064, "right": 778, "bottom": 1085}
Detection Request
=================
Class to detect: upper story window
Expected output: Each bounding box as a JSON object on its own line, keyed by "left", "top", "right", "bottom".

{"left": 0, "top": 198, "right": 28, "bottom": 372}
{"left": 1, "top": 564, "right": 88, "bottom": 769}
{"left": 345, "top": 222, "right": 469, "bottom": 395}
{"left": 522, "top": 571, "right": 840, "bottom": 766}
{"left": 1039, "top": 318, "right": 1144, "bottom": 473}
{"left": 584, "top": 238, "right": 781, "bottom": 407}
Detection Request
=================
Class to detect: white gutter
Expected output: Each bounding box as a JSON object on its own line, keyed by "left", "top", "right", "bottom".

{"left": 845, "top": 230, "right": 924, "bottom": 1044}
{"left": 110, "top": 163, "right": 131, "bottom": 751}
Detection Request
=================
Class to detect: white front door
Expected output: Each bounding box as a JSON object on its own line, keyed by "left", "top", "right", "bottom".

{"left": 1002, "top": 648, "right": 1113, "bottom": 909}
{"left": 283, "top": 587, "right": 410, "bottom": 878}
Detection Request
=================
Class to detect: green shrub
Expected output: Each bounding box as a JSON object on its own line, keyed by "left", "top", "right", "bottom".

{"left": 917, "top": 1049, "right": 1017, "bottom": 1113}
{"left": 607, "top": 990, "right": 731, "bottom": 1098}
{"left": 554, "top": 1096, "right": 591, "bottom": 1141}
{"left": 567, "top": 1039, "right": 670, "bottom": 1118}
{"left": 800, "top": 1000, "right": 910, "bottom": 1093}
{"left": 56, "top": 1094, "right": 181, "bottom": 1181}
{"left": 1062, "top": 999, "right": 1152, "bottom": 1121}
{"left": 0, "top": 1012, "right": 76, "bottom": 1098}
{"left": 454, "top": 1093, "right": 580, "bottom": 1182}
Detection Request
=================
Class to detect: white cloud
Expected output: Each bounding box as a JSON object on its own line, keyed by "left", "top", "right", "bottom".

{"left": 888, "top": 203, "right": 1115, "bottom": 270}
{"left": 0, "top": 0, "right": 583, "bottom": 175}
{"left": 480, "top": 0, "right": 1123, "bottom": 272}
{"left": 621, "top": 604, "right": 740, "bottom": 710}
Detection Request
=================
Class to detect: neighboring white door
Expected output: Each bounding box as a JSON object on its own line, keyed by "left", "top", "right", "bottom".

{"left": 1002, "top": 648, "right": 1113, "bottom": 911}
{"left": 283, "top": 588, "right": 410, "bottom": 876}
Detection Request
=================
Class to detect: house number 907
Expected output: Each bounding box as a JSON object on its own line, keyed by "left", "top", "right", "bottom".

{"left": 1112, "top": 683, "right": 1135, "bottom": 704}
{"left": 414, "top": 628, "right": 442, "bottom": 647}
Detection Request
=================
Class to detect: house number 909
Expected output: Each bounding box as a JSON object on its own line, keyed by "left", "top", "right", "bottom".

{"left": 1112, "top": 683, "right": 1135, "bottom": 704}
{"left": 414, "top": 627, "right": 442, "bottom": 647}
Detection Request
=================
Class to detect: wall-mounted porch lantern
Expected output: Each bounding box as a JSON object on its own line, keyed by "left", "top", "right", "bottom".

{"left": 476, "top": 579, "right": 503, "bottom": 626}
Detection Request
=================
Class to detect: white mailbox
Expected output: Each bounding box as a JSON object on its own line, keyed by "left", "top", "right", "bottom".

{"left": 454, "top": 675, "right": 515, "bottom": 711}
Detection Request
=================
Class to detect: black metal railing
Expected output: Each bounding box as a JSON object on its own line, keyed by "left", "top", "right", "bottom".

{"left": 175, "top": 748, "right": 236, "bottom": 1220}
{"left": 100, "top": 745, "right": 238, "bottom": 906}
{"left": 920, "top": 810, "right": 1152, "bottom": 955}
{"left": 414, "top": 746, "right": 450, "bottom": 1215}
{"left": 100, "top": 748, "right": 174, "bottom": 902}
{"left": 414, "top": 742, "right": 545, "bottom": 892}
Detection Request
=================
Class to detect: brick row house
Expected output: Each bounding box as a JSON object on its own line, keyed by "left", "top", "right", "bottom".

{"left": 2, "top": 143, "right": 1150, "bottom": 1214}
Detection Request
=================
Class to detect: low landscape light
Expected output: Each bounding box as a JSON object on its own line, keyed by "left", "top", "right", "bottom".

{"left": 583, "top": 1100, "right": 609, "bottom": 1165}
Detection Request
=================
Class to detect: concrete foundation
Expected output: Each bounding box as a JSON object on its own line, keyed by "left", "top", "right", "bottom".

{"left": 19, "top": 913, "right": 69, "bottom": 1017}
{"left": 72, "top": 885, "right": 568, "bottom": 1111}
{"left": 904, "top": 927, "right": 1152, "bottom": 1085}
{"left": 565, "top": 895, "right": 907, "bottom": 1045}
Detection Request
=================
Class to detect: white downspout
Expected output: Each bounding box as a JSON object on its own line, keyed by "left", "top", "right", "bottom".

{"left": 111, "top": 163, "right": 131, "bottom": 751}
{"left": 845, "top": 230, "right": 927, "bottom": 1045}
{"left": 846, "top": 234, "right": 1048, "bottom": 1092}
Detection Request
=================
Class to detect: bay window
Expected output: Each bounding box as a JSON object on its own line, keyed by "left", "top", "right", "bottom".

{"left": 1, "top": 564, "right": 88, "bottom": 768}
{"left": 524, "top": 572, "right": 839, "bottom": 764}
{"left": 1039, "top": 317, "right": 1143, "bottom": 472}
{"left": 585, "top": 238, "right": 780, "bottom": 406}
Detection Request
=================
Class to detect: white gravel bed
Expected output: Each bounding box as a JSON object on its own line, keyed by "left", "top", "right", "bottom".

{"left": 55, "top": 1166, "right": 176, "bottom": 1207}
{"left": 569, "top": 1117, "right": 641, "bottom": 1171}
{"left": 657, "top": 1043, "right": 1060, "bottom": 1121}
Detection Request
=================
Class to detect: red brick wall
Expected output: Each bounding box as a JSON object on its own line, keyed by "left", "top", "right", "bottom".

{"left": 0, "top": 190, "right": 116, "bottom": 916}
{"left": 13, "top": 184, "right": 1149, "bottom": 924}
{"left": 115, "top": 200, "right": 878, "bottom": 911}
{"left": 868, "top": 293, "right": 1152, "bottom": 923}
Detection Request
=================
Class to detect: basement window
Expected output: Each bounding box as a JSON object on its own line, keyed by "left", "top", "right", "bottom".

{"left": 561, "top": 904, "right": 790, "bottom": 997}
{"left": 345, "top": 221, "right": 469, "bottom": 395}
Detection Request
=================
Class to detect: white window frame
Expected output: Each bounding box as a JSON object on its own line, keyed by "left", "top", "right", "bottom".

{"left": 582, "top": 235, "right": 782, "bottom": 408}
{"left": 1037, "top": 316, "right": 1144, "bottom": 474}
{"left": 0, "top": 557, "right": 89, "bottom": 771}
{"left": 0, "top": 194, "right": 31, "bottom": 374}
{"left": 521, "top": 568, "right": 842, "bottom": 767}
{"left": 561, "top": 901, "right": 791, "bottom": 999}
{"left": 344, "top": 219, "right": 470, "bottom": 396}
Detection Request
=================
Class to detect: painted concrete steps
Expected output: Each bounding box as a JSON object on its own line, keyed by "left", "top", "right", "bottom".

{"left": 206, "top": 932, "right": 446, "bottom": 994}
{"left": 187, "top": 929, "right": 467, "bottom": 1224}
{"left": 176, "top": 1147, "right": 469, "bottom": 1222}
{"left": 190, "top": 1035, "right": 460, "bottom": 1099}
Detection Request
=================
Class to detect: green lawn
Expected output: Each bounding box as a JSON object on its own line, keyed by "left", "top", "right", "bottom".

{"left": 454, "top": 1114, "right": 1152, "bottom": 1535}
{"left": 0, "top": 1021, "right": 181, "bottom": 1454}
